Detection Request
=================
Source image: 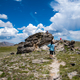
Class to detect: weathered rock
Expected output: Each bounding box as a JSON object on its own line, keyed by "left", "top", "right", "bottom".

{"left": 10, "top": 52, "right": 15, "bottom": 55}
{"left": 54, "top": 40, "right": 75, "bottom": 52}
{"left": 23, "top": 47, "right": 35, "bottom": 53}
{"left": 0, "top": 71, "right": 3, "bottom": 75}
{"left": 64, "top": 40, "right": 75, "bottom": 51}
{"left": 78, "top": 48, "right": 80, "bottom": 51}
{"left": 76, "top": 51, "right": 80, "bottom": 54}
{"left": 14, "top": 42, "right": 24, "bottom": 46}
{"left": 67, "top": 71, "right": 77, "bottom": 79}
{"left": 55, "top": 43, "right": 64, "bottom": 52}
{"left": 64, "top": 40, "right": 70, "bottom": 46}
{"left": 32, "top": 59, "right": 42, "bottom": 63}
{"left": 75, "top": 47, "right": 80, "bottom": 51}
{"left": 17, "top": 32, "right": 76, "bottom": 54}
{"left": 17, "top": 32, "right": 53, "bottom": 54}
{"left": 0, "top": 78, "right": 7, "bottom": 80}
{"left": 24, "top": 42, "right": 33, "bottom": 47}
{"left": 32, "top": 59, "right": 49, "bottom": 63}
{"left": 64, "top": 40, "right": 75, "bottom": 46}
{"left": 40, "top": 45, "right": 49, "bottom": 50}
{"left": 70, "top": 40, "right": 75, "bottom": 45}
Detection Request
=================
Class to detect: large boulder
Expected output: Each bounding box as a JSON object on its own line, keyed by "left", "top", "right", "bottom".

{"left": 17, "top": 32, "right": 53, "bottom": 54}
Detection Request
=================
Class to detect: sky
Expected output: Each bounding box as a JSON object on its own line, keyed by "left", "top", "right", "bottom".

{"left": 0, "top": 0, "right": 80, "bottom": 44}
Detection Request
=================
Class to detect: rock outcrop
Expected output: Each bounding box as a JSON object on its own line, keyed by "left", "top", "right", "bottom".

{"left": 17, "top": 32, "right": 53, "bottom": 54}
{"left": 55, "top": 40, "right": 75, "bottom": 51}
{"left": 17, "top": 32, "right": 75, "bottom": 54}
{"left": 64, "top": 40, "right": 75, "bottom": 51}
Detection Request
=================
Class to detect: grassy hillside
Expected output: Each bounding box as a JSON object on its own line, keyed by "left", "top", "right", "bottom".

{"left": 0, "top": 41, "right": 80, "bottom": 80}
{"left": 75, "top": 41, "right": 80, "bottom": 47}
{"left": 0, "top": 45, "right": 18, "bottom": 58}
{"left": 56, "top": 41, "right": 80, "bottom": 80}
{"left": 0, "top": 50, "right": 52, "bottom": 80}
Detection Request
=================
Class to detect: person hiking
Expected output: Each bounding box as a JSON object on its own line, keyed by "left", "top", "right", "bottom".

{"left": 46, "top": 31, "right": 49, "bottom": 34}
{"left": 47, "top": 41, "right": 55, "bottom": 59}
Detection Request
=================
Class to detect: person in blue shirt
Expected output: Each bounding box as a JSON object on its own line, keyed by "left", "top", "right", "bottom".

{"left": 47, "top": 41, "right": 55, "bottom": 59}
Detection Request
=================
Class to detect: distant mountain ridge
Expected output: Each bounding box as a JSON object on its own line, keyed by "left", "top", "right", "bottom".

{"left": 0, "top": 41, "right": 14, "bottom": 47}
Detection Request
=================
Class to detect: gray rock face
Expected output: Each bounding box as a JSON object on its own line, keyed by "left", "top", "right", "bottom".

{"left": 55, "top": 40, "right": 75, "bottom": 51}
{"left": 64, "top": 40, "right": 75, "bottom": 51}
{"left": 17, "top": 32, "right": 53, "bottom": 54}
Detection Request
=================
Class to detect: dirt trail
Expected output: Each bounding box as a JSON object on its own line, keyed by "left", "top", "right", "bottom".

{"left": 49, "top": 56, "right": 65, "bottom": 80}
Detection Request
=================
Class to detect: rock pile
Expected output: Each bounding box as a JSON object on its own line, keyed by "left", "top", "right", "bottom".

{"left": 64, "top": 40, "right": 75, "bottom": 50}
{"left": 55, "top": 40, "right": 75, "bottom": 51}
{"left": 17, "top": 32, "right": 75, "bottom": 54}
{"left": 17, "top": 32, "right": 53, "bottom": 54}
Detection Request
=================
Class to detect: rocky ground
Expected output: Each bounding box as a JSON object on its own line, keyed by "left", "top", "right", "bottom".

{"left": 0, "top": 40, "right": 80, "bottom": 80}
{"left": 1, "top": 49, "right": 80, "bottom": 80}
{"left": 0, "top": 50, "right": 53, "bottom": 80}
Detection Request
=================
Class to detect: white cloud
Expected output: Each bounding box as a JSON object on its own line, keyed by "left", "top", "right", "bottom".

{"left": 0, "top": 27, "right": 29, "bottom": 44}
{"left": 69, "top": 30, "right": 80, "bottom": 40}
{"left": 0, "top": 21, "right": 45, "bottom": 43}
{"left": 0, "top": 27, "right": 18, "bottom": 36}
{"left": 0, "top": 22, "right": 45, "bottom": 43}
{"left": 0, "top": 14, "right": 8, "bottom": 19}
{"left": 1, "top": 0, "right": 80, "bottom": 43}
{"left": 0, "top": 33, "right": 28, "bottom": 44}
{"left": 9, "top": 33, "right": 28, "bottom": 44}
{"left": 23, "top": 24, "right": 37, "bottom": 35}
{"left": 37, "top": 23, "right": 45, "bottom": 29}
{"left": 0, "top": 20, "right": 13, "bottom": 28}
{"left": 38, "top": 0, "right": 80, "bottom": 41}
{"left": 22, "top": 23, "right": 45, "bottom": 35}
{"left": 17, "top": 26, "right": 25, "bottom": 30}
{"left": 50, "top": 0, "right": 80, "bottom": 30}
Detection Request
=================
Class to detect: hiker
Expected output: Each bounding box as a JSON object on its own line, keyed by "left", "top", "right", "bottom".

{"left": 47, "top": 41, "right": 55, "bottom": 59}
{"left": 60, "top": 38, "right": 62, "bottom": 40}
{"left": 46, "top": 31, "right": 49, "bottom": 34}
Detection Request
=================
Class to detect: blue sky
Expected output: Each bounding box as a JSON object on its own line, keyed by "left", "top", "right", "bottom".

{"left": 0, "top": 0, "right": 80, "bottom": 44}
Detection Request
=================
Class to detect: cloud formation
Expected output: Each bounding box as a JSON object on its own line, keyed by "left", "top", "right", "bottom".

{"left": 50, "top": 0, "right": 80, "bottom": 30}
{"left": 0, "top": 20, "right": 13, "bottom": 28}
{"left": 0, "top": 14, "right": 8, "bottom": 19}
{"left": 0, "top": 27, "right": 18, "bottom": 41}
{"left": 69, "top": 30, "right": 80, "bottom": 40}
{"left": 17, "top": 26, "right": 25, "bottom": 30}
{"left": 23, "top": 23, "right": 45, "bottom": 35}
{"left": 41, "top": 0, "right": 80, "bottom": 40}
{"left": 1, "top": 0, "right": 80, "bottom": 43}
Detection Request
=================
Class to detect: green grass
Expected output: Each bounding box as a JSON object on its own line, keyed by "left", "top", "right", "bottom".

{"left": 0, "top": 45, "right": 18, "bottom": 58}
{"left": 1, "top": 41, "right": 80, "bottom": 80}
{"left": 56, "top": 51, "right": 80, "bottom": 80}
{"left": 0, "top": 45, "right": 17, "bottom": 52}
{"left": 75, "top": 41, "right": 80, "bottom": 47}
{"left": 0, "top": 49, "right": 52, "bottom": 80}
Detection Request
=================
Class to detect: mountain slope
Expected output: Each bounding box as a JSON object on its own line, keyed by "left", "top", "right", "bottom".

{"left": 0, "top": 41, "right": 14, "bottom": 47}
